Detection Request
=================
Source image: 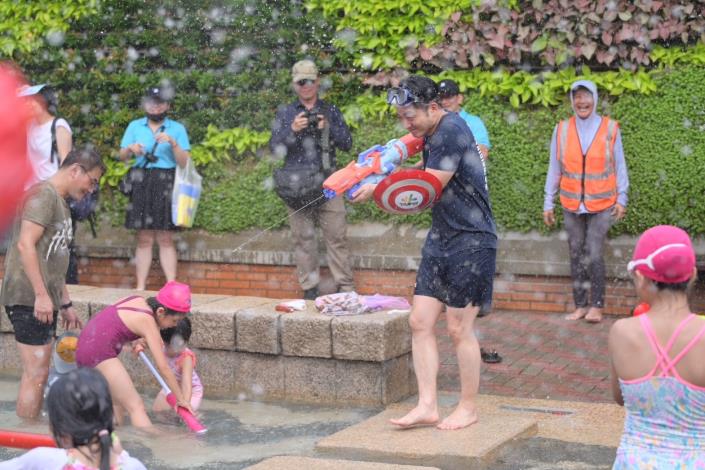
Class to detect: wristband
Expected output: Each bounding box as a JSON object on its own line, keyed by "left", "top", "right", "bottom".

{"left": 60, "top": 301, "right": 73, "bottom": 310}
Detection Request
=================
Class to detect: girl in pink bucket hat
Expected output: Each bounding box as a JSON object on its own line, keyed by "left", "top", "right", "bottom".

{"left": 609, "top": 225, "right": 705, "bottom": 468}
{"left": 75, "top": 281, "right": 193, "bottom": 429}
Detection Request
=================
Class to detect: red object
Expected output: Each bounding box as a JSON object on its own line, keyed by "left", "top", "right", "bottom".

{"left": 0, "top": 429, "right": 56, "bottom": 449}
{"left": 323, "top": 133, "right": 424, "bottom": 197}
{"left": 165, "top": 393, "right": 207, "bottom": 434}
{"left": 633, "top": 302, "right": 650, "bottom": 316}
{"left": 0, "top": 65, "right": 32, "bottom": 231}
{"left": 373, "top": 169, "right": 443, "bottom": 214}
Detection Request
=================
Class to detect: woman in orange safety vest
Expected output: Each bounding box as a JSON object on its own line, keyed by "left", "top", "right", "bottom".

{"left": 543, "top": 80, "right": 629, "bottom": 323}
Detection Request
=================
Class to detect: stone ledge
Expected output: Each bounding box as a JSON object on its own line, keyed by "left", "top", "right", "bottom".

{"left": 0, "top": 285, "right": 415, "bottom": 406}
{"left": 190, "top": 296, "right": 273, "bottom": 351}
{"left": 332, "top": 311, "right": 411, "bottom": 362}
{"left": 281, "top": 307, "right": 333, "bottom": 358}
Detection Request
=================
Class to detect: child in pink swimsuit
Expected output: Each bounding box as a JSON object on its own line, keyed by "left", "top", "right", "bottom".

{"left": 75, "top": 281, "right": 194, "bottom": 429}
{"left": 609, "top": 225, "right": 705, "bottom": 469}
{"left": 152, "top": 316, "right": 204, "bottom": 413}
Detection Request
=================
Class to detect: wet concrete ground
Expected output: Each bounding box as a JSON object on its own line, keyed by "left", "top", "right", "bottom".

{"left": 0, "top": 374, "right": 620, "bottom": 469}
{"left": 0, "top": 375, "right": 379, "bottom": 469}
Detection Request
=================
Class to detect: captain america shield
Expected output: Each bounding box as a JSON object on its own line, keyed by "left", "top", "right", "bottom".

{"left": 373, "top": 169, "right": 442, "bottom": 214}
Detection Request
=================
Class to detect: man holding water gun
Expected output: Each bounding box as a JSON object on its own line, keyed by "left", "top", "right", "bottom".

{"left": 269, "top": 60, "right": 355, "bottom": 300}
{"left": 351, "top": 75, "right": 497, "bottom": 431}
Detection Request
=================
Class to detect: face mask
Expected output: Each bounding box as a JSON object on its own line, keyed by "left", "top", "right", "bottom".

{"left": 146, "top": 112, "right": 167, "bottom": 123}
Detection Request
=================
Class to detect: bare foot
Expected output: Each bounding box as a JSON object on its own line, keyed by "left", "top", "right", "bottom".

{"left": 436, "top": 405, "right": 478, "bottom": 430}
{"left": 564, "top": 307, "right": 587, "bottom": 320}
{"left": 585, "top": 307, "right": 603, "bottom": 323}
{"left": 389, "top": 406, "right": 439, "bottom": 429}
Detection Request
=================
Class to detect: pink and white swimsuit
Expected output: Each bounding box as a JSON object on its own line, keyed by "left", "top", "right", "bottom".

{"left": 614, "top": 314, "right": 705, "bottom": 469}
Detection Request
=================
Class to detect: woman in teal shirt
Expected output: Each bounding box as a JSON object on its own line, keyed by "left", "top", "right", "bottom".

{"left": 118, "top": 86, "right": 191, "bottom": 290}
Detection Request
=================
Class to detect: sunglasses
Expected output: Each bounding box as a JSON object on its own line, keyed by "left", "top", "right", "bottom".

{"left": 296, "top": 79, "right": 316, "bottom": 87}
{"left": 386, "top": 86, "right": 422, "bottom": 106}
{"left": 626, "top": 243, "right": 688, "bottom": 272}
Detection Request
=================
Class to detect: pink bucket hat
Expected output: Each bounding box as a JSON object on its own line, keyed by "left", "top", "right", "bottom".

{"left": 156, "top": 281, "right": 192, "bottom": 313}
{"left": 628, "top": 225, "right": 695, "bottom": 284}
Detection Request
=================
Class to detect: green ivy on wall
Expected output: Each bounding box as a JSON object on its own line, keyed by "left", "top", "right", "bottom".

{"left": 9, "top": 0, "right": 705, "bottom": 238}
{"left": 305, "top": 0, "right": 480, "bottom": 70}
{"left": 191, "top": 66, "right": 705, "bottom": 236}
{"left": 0, "top": 0, "right": 97, "bottom": 56}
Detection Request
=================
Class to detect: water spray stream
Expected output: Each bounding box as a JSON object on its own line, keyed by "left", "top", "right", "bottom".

{"left": 231, "top": 194, "right": 327, "bottom": 253}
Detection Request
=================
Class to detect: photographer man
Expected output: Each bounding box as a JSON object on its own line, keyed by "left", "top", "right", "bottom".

{"left": 269, "top": 60, "right": 354, "bottom": 299}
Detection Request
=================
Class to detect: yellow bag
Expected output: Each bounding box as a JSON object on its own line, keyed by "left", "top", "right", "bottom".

{"left": 171, "top": 158, "right": 202, "bottom": 228}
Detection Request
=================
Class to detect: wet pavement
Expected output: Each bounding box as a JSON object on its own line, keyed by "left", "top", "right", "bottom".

{"left": 0, "top": 378, "right": 621, "bottom": 469}
{"left": 0, "top": 309, "right": 624, "bottom": 469}
{"left": 441, "top": 310, "right": 619, "bottom": 403}
{"left": 0, "top": 377, "right": 379, "bottom": 469}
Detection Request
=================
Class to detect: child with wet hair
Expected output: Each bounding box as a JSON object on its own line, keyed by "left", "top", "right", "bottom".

{"left": 152, "top": 316, "right": 204, "bottom": 413}
{"left": 0, "top": 368, "right": 145, "bottom": 470}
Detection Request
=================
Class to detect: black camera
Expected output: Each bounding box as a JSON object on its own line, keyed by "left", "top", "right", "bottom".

{"left": 144, "top": 151, "right": 158, "bottom": 164}
{"left": 302, "top": 110, "right": 322, "bottom": 129}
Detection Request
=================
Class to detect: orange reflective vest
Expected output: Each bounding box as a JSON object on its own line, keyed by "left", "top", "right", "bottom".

{"left": 556, "top": 116, "right": 619, "bottom": 212}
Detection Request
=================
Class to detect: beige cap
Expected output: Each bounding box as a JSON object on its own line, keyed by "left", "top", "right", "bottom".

{"left": 292, "top": 60, "right": 318, "bottom": 83}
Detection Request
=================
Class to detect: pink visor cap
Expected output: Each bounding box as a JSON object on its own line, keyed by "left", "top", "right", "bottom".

{"left": 628, "top": 225, "right": 695, "bottom": 284}
{"left": 156, "top": 281, "right": 192, "bottom": 313}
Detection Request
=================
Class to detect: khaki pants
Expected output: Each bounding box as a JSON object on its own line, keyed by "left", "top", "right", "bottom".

{"left": 287, "top": 196, "right": 354, "bottom": 291}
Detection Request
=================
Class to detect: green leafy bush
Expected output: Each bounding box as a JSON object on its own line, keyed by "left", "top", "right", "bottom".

{"left": 191, "top": 126, "right": 272, "bottom": 167}
{"left": 610, "top": 66, "right": 705, "bottom": 235}
{"left": 0, "top": 1, "right": 97, "bottom": 56}
{"left": 308, "top": 0, "right": 705, "bottom": 72}
{"left": 9, "top": 0, "right": 705, "bottom": 239}
{"left": 305, "top": 0, "right": 480, "bottom": 70}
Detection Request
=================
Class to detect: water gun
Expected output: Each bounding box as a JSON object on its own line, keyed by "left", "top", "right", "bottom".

{"left": 322, "top": 133, "right": 424, "bottom": 199}
{"left": 138, "top": 352, "right": 207, "bottom": 434}
{"left": 0, "top": 429, "right": 56, "bottom": 449}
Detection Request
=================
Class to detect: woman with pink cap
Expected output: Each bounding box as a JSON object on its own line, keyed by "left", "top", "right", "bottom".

{"left": 75, "top": 281, "right": 193, "bottom": 429}
{"left": 609, "top": 225, "right": 705, "bottom": 468}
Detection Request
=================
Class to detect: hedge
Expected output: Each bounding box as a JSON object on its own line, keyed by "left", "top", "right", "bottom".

{"left": 159, "top": 65, "right": 705, "bottom": 236}
{"left": 8, "top": 1, "right": 705, "bottom": 236}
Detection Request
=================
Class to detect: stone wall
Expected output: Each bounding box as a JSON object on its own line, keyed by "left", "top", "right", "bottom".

{"left": 1, "top": 224, "right": 704, "bottom": 316}
{"left": 0, "top": 286, "right": 416, "bottom": 406}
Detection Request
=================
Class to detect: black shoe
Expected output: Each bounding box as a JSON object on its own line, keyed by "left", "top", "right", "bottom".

{"left": 480, "top": 347, "right": 502, "bottom": 364}
{"left": 303, "top": 287, "right": 319, "bottom": 300}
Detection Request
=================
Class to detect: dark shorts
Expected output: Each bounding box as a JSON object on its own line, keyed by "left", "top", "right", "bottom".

{"left": 414, "top": 248, "right": 496, "bottom": 309}
{"left": 5, "top": 305, "right": 57, "bottom": 346}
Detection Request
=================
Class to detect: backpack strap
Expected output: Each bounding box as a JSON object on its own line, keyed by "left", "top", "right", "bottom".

{"left": 50, "top": 117, "right": 59, "bottom": 166}
{"left": 87, "top": 212, "right": 97, "bottom": 238}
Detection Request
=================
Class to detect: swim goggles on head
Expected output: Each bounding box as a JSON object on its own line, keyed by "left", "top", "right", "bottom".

{"left": 386, "top": 86, "right": 422, "bottom": 106}
{"left": 626, "top": 243, "right": 688, "bottom": 272}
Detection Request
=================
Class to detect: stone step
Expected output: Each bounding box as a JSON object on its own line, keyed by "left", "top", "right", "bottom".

{"left": 245, "top": 456, "right": 440, "bottom": 470}
{"left": 316, "top": 404, "right": 538, "bottom": 470}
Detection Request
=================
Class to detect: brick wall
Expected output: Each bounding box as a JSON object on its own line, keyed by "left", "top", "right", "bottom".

{"left": 3, "top": 254, "right": 703, "bottom": 315}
